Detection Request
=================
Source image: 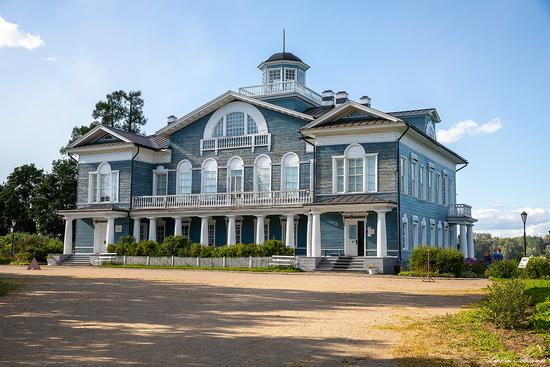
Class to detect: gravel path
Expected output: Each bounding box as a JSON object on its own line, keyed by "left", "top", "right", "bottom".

{"left": 0, "top": 266, "right": 488, "bottom": 366}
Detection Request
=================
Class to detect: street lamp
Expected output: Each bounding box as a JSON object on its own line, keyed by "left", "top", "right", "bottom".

{"left": 11, "top": 220, "right": 16, "bottom": 257}
{"left": 520, "top": 211, "right": 528, "bottom": 257}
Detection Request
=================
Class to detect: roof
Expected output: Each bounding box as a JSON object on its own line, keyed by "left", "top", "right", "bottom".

{"left": 303, "top": 105, "right": 334, "bottom": 118}
{"left": 66, "top": 125, "right": 171, "bottom": 151}
{"left": 311, "top": 194, "right": 397, "bottom": 206}
{"left": 264, "top": 52, "right": 303, "bottom": 63}
{"left": 387, "top": 108, "right": 441, "bottom": 123}
{"left": 310, "top": 117, "right": 396, "bottom": 130}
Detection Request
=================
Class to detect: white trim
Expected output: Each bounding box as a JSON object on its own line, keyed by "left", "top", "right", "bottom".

{"left": 156, "top": 91, "right": 313, "bottom": 136}
{"left": 227, "top": 156, "right": 244, "bottom": 193}
{"left": 281, "top": 152, "right": 300, "bottom": 191}
{"left": 331, "top": 145, "right": 378, "bottom": 194}
{"left": 201, "top": 158, "right": 218, "bottom": 193}
{"left": 66, "top": 125, "right": 133, "bottom": 149}
{"left": 203, "top": 101, "right": 268, "bottom": 139}
{"left": 253, "top": 154, "right": 272, "bottom": 192}
{"left": 402, "top": 214, "right": 409, "bottom": 251}
{"left": 87, "top": 162, "right": 120, "bottom": 204}
{"left": 176, "top": 160, "right": 193, "bottom": 194}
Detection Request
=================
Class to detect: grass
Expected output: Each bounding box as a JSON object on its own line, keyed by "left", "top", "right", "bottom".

{"left": 101, "top": 263, "right": 302, "bottom": 272}
{"left": 0, "top": 276, "right": 26, "bottom": 296}
{"left": 394, "top": 278, "right": 550, "bottom": 366}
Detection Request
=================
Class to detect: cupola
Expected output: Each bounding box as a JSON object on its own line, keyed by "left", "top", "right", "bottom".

{"left": 257, "top": 51, "right": 310, "bottom": 86}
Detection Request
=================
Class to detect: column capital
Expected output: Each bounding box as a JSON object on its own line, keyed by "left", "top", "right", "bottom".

{"left": 255, "top": 214, "right": 265, "bottom": 218}
{"left": 172, "top": 216, "right": 182, "bottom": 220}
{"left": 226, "top": 214, "right": 236, "bottom": 219}
{"left": 147, "top": 216, "right": 157, "bottom": 221}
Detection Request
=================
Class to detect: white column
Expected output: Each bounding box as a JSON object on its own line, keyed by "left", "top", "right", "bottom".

{"left": 106, "top": 217, "right": 115, "bottom": 246}
{"left": 255, "top": 215, "right": 265, "bottom": 244}
{"left": 227, "top": 215, "right": 236, "bottom": 245}
{"left": 460, "top": 224, "right": 468, "bottom": 258}
{"left": 200, "top": 216, "right": 209, "bottom": 246}
{"left": 133, "top": 218, "right": 141, "bottom": 241}
{"left": 174, "top": 217, "right": 182, "bottom": 236}
{"left": 306, "top": 213, "right": 312, "bottom": 257}
{"left": 375, "top": 210, "right": 388, "bottom": 257}
{"left": 148, "top": 217, "right": 157, "bottom": 242}
{"left": 285, "top": 214, "right": 295, "bottom": 248}
{"left": 311, "top": 211, "right": 321, "bottom": 257}
{"left": 467, "top": 224, "right": 475, "bottom": 259}
{"left": 63, "top": 217, "right": 73, "bottom": 254}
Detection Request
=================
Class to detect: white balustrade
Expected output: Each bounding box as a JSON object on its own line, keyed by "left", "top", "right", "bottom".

{"left": 133, "top": 190, "right": 312, "bottom": 209}
{"left": 200, "top": 133, "right": 271, "bottom": 155}
{"left": 448, "top": 204, "right": 472, "bottom": 217}
{"left": 239, "top": 81, "right": 322, "bottom": 104}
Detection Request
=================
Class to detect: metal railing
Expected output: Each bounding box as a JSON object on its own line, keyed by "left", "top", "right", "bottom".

{"left": 448, "top": 204, "right": 472, "bottom": 217}
{"left": 200, "top": 133, "right": 271, "bottom": 155}
{"left": 239, "top": 81, "right": 322, "bottom": 104}
{"left": 133, "top": 189, "right": 312, "bottom": 209}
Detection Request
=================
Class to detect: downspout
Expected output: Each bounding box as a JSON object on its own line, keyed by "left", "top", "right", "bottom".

{"left": 300, "top": 134, "right": 316, "bottom": 201}
{"left": 129, "top": 145, "right": 140, "bottom": 213}
{"left": 396, "top": 123, "right": 410, "bottom": 265}
{"left": 456, "top": 162, "right": 468, "bottom": 172}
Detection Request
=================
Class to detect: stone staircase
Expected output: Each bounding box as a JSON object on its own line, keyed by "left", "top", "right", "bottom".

{"left": 59, "top": 254, "right": 91, "bottom": 266}
{"left": 316, "top": 256, "right": 365, "bottom": 272}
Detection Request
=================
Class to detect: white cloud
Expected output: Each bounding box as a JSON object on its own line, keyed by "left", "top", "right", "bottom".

{"left": 0, "top": 15, "right": 44, "bottom": 49}
{"left": 42, "top": 56, "right": 57, "bottom": 62}
{"left": 437, "top": 118, "right": 502, "bottom": 144}
{"left": 473, "top": 206, "right": 550, "bottom": 237}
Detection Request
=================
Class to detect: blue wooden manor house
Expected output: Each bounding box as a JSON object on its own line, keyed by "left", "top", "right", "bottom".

{"left": 60, "top": 51, "right": 476, "bottom": 271}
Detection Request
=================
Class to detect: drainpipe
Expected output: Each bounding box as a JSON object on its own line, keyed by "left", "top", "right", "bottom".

{"left": 396, "top": 123, "right": 410, "bottom": 265}
{"left": 456, "top": 162, "right": 468, "bottom": 172}
{"left": 299, "top": 134, "right": 316, "bottom": 201}
{"left": 129, "top": 145, "right": 140, "bottom": 211}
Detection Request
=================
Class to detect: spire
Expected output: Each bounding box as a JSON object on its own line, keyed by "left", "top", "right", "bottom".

{"left": 282, "top": 29, "right": 286, "bottom": 58}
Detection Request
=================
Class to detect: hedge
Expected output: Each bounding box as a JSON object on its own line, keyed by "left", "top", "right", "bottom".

{"left": 0, "top": 233, "right": 63, "bottom": 264}
{"left": 107, "top": 236, "right": 294, "bottom": 258}
{"left": 408, "top": 246, "right": 465, "bottom": 277}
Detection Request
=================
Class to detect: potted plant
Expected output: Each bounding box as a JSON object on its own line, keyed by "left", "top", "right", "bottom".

{"left": 367, "top": 264, "right": 378, "bottom": 275}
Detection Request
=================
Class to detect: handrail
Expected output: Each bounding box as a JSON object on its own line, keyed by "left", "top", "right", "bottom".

{"left": 133, "top": 189, "right": 312, "bottom": 209}
{"left": 239, "top": 81, "right": 322, "bottom": 104}
{"left": 200, "top": 133, "right": 271, "bottom": 155}
{"left": 448, "top": 204, "right": 472, "bottom": 217}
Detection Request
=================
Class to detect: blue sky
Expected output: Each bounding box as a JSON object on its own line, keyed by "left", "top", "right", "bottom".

{"left": 1, "top": 0, "right": 549, "bottom": 236}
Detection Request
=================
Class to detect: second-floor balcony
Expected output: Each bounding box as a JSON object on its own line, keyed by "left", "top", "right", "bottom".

{"left": 239, "top": 81, "right": 322, "bottom": 105}
{"left": 200, "top": 132, "right": 271, "bottom": 156}
{"left": 133, "top": 189, "right": 312, "bottom": 210}
{"left": 448, "top": 204, "right": 472, "bottom": 218}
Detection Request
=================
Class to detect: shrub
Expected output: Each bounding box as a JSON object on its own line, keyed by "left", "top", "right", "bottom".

{"left": 110, "top": 236, "right": 138, "bottom": 256}
{"left": 408, "top": 247, "right": 464, "bottom": 276}
{"left": 530, "top": 299, "right": 550, "bottom": 330}
{"left": 524, "top": 256, "right": 550, "bottom": 279}
{"left": 486, "top": 259, "right": 518, "bottom": 278}
{"left": 135, "top": 240, "right": 159, "bottom": 256}
{"left": 0, "top": 233, "right": 63, "bottom": 263}
{"left": 481, "top": 279, "right": 530, "bottom": 329}
{"left": 159, "top": 236, "right": 191, "bottom": 256}
{"left": 464, "top": 258, "right": 486, "bottom": 275}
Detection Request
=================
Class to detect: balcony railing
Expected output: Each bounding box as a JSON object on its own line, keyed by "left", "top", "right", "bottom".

{"left": 200, "top": 133, "right": 271, "bottom": 156}
{"left": 448, "top": 204, "right": 472, "bottom": 218}
{"left": 239, "top": 81, "right": 323, "bottom": 105}
{"left": 133, "top": 189, "right": 312, "bottom": 210}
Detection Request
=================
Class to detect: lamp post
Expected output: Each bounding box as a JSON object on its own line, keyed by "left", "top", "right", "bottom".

{"left": 520, "top": 211, "right": 528, "bottom": 257}
{"left": 11, "top": 220, "right": 16, "bottom": 257}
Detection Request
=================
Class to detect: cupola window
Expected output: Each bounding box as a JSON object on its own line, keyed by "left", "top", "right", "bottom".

{"left": 267, "top": 68, "right": 282, "bottom": 83}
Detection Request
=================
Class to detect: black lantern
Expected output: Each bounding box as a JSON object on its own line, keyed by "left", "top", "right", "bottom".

{"left": 11, "top": 220, "right": 16, "bottom": 256}
{"left": 521, "top": 211, "right": 528, "bottom": 257}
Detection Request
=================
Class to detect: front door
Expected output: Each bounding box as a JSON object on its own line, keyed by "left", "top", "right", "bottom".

{"left": 94, "top": 222, "right": 108, "bottom": 254}
{"left": 345, "top": 218, "right": 367, "bottom": 256}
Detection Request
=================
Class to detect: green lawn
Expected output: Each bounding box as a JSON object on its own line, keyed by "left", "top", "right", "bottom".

{"left": 395, "top": 279, "right": 550, "bottom": 366}
{"left": 101, "top": 264, "right": 301, "bottom": 272}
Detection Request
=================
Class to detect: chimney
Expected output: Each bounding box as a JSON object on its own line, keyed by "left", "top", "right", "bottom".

{"left": 167, "top": 115, "right": 177, "bottom": 125}
{"left": 359, "top": 96, "right": 371, "bottom": 107}
{"left": 335, "top": 91, "right": 349, "bottom": 105}
{"left": 322, "top": 90, "right": 335, "bottom": 106}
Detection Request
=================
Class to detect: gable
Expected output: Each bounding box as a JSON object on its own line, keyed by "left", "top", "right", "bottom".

{"left": 90, "top": 133, "right": 124, "bottom": 145}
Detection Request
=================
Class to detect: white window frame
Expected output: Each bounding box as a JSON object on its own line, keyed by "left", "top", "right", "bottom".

{"left": 419, "top": 166, "right": 425, "bottom": 200}
{"left": 208, "top": 221, "right": 215, "bottom": 246}
{"left": 176, "top": 160, "right": 193, "bottom": 195}
{"left": 429, "top": 219, "right": 436, "bottom": 246}
{"left": 444, "top": 222, "right": 449, "bottom": 247}
{"left": 402, "top": 214, "right": 409, "bottom": 250}
{"left": 427, "top": 167, "right": 434, "bottom": 202}
{"left": 421, "top": 218, "right": 427, "bottom": 245}
{"left": 331, "top": 144, "right": 378, "bottom": 194}
{"left": 227, "top": 156, "right": 244, "bottom": 193}
{"left": 152, "top": 167, "right": 169, "bottom": 196}
{"left": 88, "top": 162, "right": 120, "bottom": 204}
{"left": 411, "top": 159, "right": 418, "bottom": 198}
{"left": 400, "top": 156, "right": 408, "bottom": 194}
{"left": 284, "top": 67, "right": 297, "bottom": 81}
{"left": 267, "top": 68, "right": 282, "bottom": 84}
{"left": 201, "top": 158, "right": 218, "bottom": 193}
{"left": 281, "top": 152, "right": 300, "bottom": 191}
{"left": 412, "top": 216, "right": 419, "bottom": 248}
{"left": 254, "top": 154, "right": 272, "bottom": 193}
{"left": 435, "top": 172, "right": 441, "bottom": 205}
{"left": 181, "top": 219, "right": 190, "bottom": 239}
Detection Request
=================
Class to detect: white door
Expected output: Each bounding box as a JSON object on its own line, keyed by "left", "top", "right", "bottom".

{"left": 345, "top": 219, "right": 359, "bottom": 256}
{"left": 94, "top": 222, "right": 108, "bottom": 254}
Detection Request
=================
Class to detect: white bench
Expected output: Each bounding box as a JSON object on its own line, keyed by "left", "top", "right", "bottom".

{"left": 269, "top": 255, "right": 296, "bottom": 267}
{"left": 93, "top": 253, "right": 118, "bottom": 266}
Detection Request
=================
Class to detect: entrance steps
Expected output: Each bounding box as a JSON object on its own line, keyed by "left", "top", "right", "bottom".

{"left": 316, "top": 256, "right": 365, "bottom": 272}
{"left": 59, "top": 254, "right": 91, "bottom": 266}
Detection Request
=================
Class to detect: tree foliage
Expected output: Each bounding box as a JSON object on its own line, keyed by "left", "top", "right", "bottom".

{"left": 475, "top": 232, "right": 550, "bottom": 260}
{"left": 92, "top": 90, "right": 147, "bottom": 133}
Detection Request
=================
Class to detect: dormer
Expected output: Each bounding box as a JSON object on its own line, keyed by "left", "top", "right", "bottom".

{"left": 239, "top": 51, "right": 322, "bottom": 110}
{"left": 387, "top": 108, "right": 441, "bottom": 140}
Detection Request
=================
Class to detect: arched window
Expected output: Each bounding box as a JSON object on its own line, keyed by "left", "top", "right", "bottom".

{"left": 281, "top": 152, "right": 299, "bottom": 191}
{"left": 202, "top": 159, "right": 218, "bottom": 193}
{"left": 401, "top": 214, "right": 409, "bottom": 251}
{"left": 332, "top": 144, "right": 378, "bottom": 194}
{"left": 204, "top": 102, "right": 268, "bottom": 139}
{"left": 227, "top": 156, "right": 244, "bottom": 192}
{"left": 213, "top": 112, "right": 258, "bottom": 138}
{"left": 176, "top": 160, "right": 192, "bottom": 194}
{"left": 89, "top": 162, "right": 119, "bottom": 203}
{"left": 254, "top": 155, "right": 271, "bottom": 193}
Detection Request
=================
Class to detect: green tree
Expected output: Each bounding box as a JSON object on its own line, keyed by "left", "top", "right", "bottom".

{"left": 32, "top": 159, "right": 77, "bottom": 238}
{"left": 92, "top": 90, "right": 127, "bottom": 128}
{"left": 68, "top": 122, "right": 98, "bottom": 144}
{"left": 0, "top": 164, "right": 44, "bottom": 233}
{"left": 125, "top": 90, "right": 147, "bottom": 133}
